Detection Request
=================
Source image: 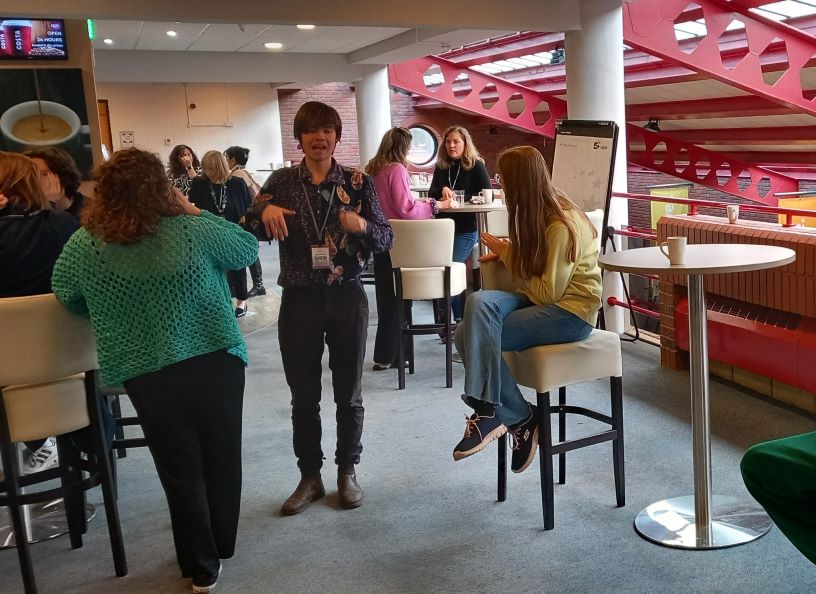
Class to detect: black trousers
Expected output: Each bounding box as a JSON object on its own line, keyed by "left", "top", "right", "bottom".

{"left": 124, "top": 349, "right": 244, "bottom": 579}
{"left": 249, "top": 258, "right": 263, "bottom": 286}
{"left": 228, "top": 268, "right": 248, "bottom": 301}
{"left": 373, "top": 251, "right": 399, "bottom": 366}
{"left": 279, "top": 280, "right": 368, "bottom": 475}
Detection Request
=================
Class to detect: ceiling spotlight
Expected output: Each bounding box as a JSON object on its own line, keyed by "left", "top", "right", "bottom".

{"left": 550, "top": 47, "right": 566, "bottom": 65}
{"left": 166, "top": 30, "right": 177, "bottom": 37}
{"left": 103, "top": 38, "right": 114, "bottom": 45}
{"left": 296, "top": 24, "right": 315, "bottom": 30}
{"left": 644, "top": 119, "right": 661, "bottom": 132}
{"left": 264, "top": 42, "right": 283, "bottom": 50}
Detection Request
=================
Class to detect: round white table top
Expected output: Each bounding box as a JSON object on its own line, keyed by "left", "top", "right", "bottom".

{"left": 599, "top": 244, "right": 796, "bottom": 275}
{"left": 446, "top": 202, "right": 507, "bottom": 214}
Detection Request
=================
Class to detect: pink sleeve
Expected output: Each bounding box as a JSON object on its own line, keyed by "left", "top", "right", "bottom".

{"left": 388, "top": 164, "right": 434, "bottom": 220}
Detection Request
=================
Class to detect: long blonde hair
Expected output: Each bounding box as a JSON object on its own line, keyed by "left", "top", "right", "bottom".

{"left": 498, "top": 146, "right": 596, "bottom": 280}
{"left": 365, "top": 127, "right": 412, "bottom": 176}
{"left": 435, "top": 125, "right": 482, "bottom": 170}
{"left": 0, "top": 151, "right": 49, "bottom": 211}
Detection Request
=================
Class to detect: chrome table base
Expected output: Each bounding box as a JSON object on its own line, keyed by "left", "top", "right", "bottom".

{"left": 634, "top": 495, "right": 773, "bottom": 549}
{"left": 0, "top": 500, "right": 96, "bottom": 549}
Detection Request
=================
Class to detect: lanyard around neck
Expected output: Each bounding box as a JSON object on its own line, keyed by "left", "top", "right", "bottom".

{"left": 448, "top": 162, "right": 461, "bottom": 189}
{"left": 301, "top": 181, "right": 336, "bottom": 242}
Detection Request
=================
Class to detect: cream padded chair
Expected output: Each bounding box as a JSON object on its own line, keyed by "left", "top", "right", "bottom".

{"left": 481, "top": 209, "right": 624, "bottom": 530}
{"left": 390, "top": 219, "right": 467, "bottom": 389}
{"left": 0, "top": 294, "right": 127, "bottom": 594}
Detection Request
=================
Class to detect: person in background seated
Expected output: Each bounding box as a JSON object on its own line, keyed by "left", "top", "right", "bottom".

{"left": 428, "top": 125, "right": 492, "bottom": 327}
{"left": 167, "top": 144, "right": 201, "bottom": 197}
{"left": 0, "top": 152, "right": 80, "bottom": 473}
{"left": 452, "top": 146, "right": 601, "bottom": 473}
{"left": 258, "top": 101, "right": 393, "bottom": 515}
{"left": 24, "top": 147, "right": 86, "bottom": 221}
{"left": 53, "top": 148, "right": 258, "bottom": 593}
{"left": 224, "top": 145, "right": 265, "bottom": 298}
{"left": 365, "top": 126, "right": 455, "bottom": 371}
{"left": 741, "top": 431, "right": 816, "bottom": 565}
{"left": 189, "top": 151, "right": 253, "bottom": 318}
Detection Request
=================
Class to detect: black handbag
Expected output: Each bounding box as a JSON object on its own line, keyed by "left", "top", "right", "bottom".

{"left": 239, "top": 208, "right": 272, "bottom": 243}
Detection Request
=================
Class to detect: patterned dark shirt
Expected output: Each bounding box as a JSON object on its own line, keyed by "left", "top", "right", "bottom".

{"left": 260, "top": 159, "right": 393, "bottom": 288}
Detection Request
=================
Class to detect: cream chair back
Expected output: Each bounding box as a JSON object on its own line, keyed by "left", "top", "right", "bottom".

{"left": 389, "top": 219, "right": 455, "bottom": 269}
{"left": 486, "top": 209, "right": 509, "bottom": 238}
{"left": 585, "top": 208, "right": 604, "bottom": 250}
{"left": 0, "top": 294, "right": 98, "bottom": 442}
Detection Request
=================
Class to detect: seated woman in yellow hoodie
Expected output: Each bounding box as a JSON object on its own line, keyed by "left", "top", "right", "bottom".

{"left": 452, "top": 145, "right": 602, "bottom": 473}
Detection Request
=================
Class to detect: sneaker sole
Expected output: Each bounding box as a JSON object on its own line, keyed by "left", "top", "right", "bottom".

{"left": 453, "top": 424, "right": 508, "bottom": 461}
{"left": 511, "top": 425, "right": 539, "bottom": 473}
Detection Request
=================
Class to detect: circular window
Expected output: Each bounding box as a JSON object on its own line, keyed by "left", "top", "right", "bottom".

{"left": 407, "top": 126, "right": 437, "bottom": 167}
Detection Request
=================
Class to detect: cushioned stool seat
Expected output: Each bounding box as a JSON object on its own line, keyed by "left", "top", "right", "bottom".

{"left": 397, "top": 262, "right": 467, "bottom": 301}
{"left": 503, "top": 329, "right": 622, "bottom": 392}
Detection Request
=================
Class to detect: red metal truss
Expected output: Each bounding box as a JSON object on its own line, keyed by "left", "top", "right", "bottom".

{"left": 626, "top": 126, "right": 797, "bottom": 204}
{"left": 623, "top": 0, "right": 816, "bottom": 117}
{"left": 388, "top": 56, "right": 567, "bottom": 137}
{"left": 389, "top": 56, "right": 798, "bottom": 205}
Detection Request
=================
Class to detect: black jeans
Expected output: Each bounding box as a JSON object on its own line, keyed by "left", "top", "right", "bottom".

{"left": 279, "top": 280, "right": 368, "bottom": 475}
{"left": 373, "top": 251, "right": 399, "bottom": 366}
{"left": 124, "top": 349, "right": 244, "bottom": 579}
{"left": 228, "top": 268, "right": 248, "bottom": 301}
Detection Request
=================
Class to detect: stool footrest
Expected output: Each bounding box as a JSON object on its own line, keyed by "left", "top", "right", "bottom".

{"left": 549, "top": 429, "right": 619, "bottom": 455}
{"left": 551, "top": 404, "right": 613, "bottom": 426}
{"left": 113, "top": 438, "right": 147, "bottom": 448}
{"left": 116, "top": 418, "right": 142, "bottom": 427}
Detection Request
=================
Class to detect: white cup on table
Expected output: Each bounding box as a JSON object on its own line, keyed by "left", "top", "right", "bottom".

{"left": 727, "top": 204, "right": 740, "bottom": 224}
{"left": 480, "top": 189, "right": 494, "bottom": 204}
{"left": 659, "top": 236, "right": 687, "bottom": 266}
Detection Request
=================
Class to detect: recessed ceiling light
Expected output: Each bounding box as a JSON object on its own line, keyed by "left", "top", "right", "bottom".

{"left": 166, "top": 30, "right": 177, "bottom": 37}
{"left": 296, "top": 24, "right": 315, "bottom": 30}
{"left": 103, "top": 38, "right": 114, "bottom": 45}
{"left": 264, "top": 42, "right": 283, "bottom": 49}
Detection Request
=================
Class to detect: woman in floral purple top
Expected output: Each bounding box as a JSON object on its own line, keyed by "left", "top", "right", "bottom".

{"left": 365, "top": 127, "right": 455, "bottom": 370}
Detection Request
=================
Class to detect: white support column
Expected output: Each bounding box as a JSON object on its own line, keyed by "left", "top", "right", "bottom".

{"left": 355, "top": 67, "right": 392, "bottom": 169}
{"left": 565, "top": 0, "right": 628, "bottom": 334}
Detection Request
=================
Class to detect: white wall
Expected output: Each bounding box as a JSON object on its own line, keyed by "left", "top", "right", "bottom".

{"left": 96, "top": 82, "right": 284, "bottom": 176}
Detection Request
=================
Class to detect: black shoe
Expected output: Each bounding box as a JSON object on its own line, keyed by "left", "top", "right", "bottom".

{"left": 509, "top": 406, "right": 538, "bottom": 473}
{"left": 235, "top": 305, "right": 247, "bottom": 318}
{"left": 248, "top": 284, "right": 266, "bottom": 298}
{"left": 453, "top": 412, "right": 506, "bottom": 461}
{"left": 372, "top": 363, "right": 390, "bottom": 371}
{"left": 192, "top": 562, "right": 221, "bottom": 593}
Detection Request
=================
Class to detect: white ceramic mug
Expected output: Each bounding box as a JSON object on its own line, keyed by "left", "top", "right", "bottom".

{"left": 480, "top": 189, "right": 494, "bottom": 204}
{"left": 659, "top": 236, "right": 687, "bottom": 266}
{"left": 727, "top": 204, "right": 740, "bottom": 224}
{"left": 0, "top": 100, "right": 82, "bottom": 150}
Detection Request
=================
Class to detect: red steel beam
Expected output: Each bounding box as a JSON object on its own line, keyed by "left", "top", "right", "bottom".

{"left": 631, "top": 151, "right": 816, "bottom": 165}
{"left": 389, "top": 56, "right": 798, "bottom": 204}
{"left": 659, "top": 125, "right": 816, "bottom": 144}
{"left": 623, "top": 0, "right": 816, "bottom": 117}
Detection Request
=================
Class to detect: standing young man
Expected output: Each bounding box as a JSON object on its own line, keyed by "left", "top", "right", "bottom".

{"left": 259, "top": 101, "right": 393, "bottom": 514}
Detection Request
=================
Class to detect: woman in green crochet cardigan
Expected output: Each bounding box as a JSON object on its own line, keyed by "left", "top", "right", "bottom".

{"left": 52, "top": 148, "right": 258, "bottom": 593}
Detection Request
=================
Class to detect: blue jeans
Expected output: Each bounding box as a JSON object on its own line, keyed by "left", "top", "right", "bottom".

{"left": 451, "top": 231, "right": 479, "bottom": 320}
{"left": 454, "top": 290, "right": 593, "bottom": 426}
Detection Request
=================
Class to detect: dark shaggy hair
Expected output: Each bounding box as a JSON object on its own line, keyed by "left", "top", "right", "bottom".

{"left": 293, "top": 101, "right": 342, "bottom": 143}
{"left": 23, "top": 146, "right": 82, "bottom": 198}
{"left": 167, "top": 144, "right": 200, "bottom": 178}
{"left": 83, "top": 148, "right": 183, "bottom": 245}
{"left": 224, "top": 146, "right": 250, "bottom": 167}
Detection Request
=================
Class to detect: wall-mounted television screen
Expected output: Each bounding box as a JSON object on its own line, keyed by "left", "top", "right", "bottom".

{"left": 0, "top": 19, "right": 67, "bottom": 60}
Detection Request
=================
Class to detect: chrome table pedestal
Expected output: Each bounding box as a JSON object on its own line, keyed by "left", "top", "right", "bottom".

{"left": 0, "top": 500, "right": 96, "bottom": 548}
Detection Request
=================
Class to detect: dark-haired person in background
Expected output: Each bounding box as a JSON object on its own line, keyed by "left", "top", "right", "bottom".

{"left": 167, "top": 144, "right": 201, "bottom": 197}
{"left": 258, "top": 101, "right": 393, "bottom": 515}
{"left": 225, "top": 145, "right": 265, "bottom": 297}
{"left": 25, "top": 146, "right": 86, "bottom": 221}
{"left": 53, "top": 148, "right": 258, "bottom": 593}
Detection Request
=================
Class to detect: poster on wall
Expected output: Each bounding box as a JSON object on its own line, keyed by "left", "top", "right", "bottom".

{"left": 0, "top": 68, "right": 92, "bottom": 178}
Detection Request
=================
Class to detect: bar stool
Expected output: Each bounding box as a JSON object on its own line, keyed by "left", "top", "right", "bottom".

{"left": 0, "top": 294, "right": 128, "bottom": 593}
{"left": 480, "top": 209, "right": 625, "bottom": 529}
{"left": 390, "top": 219, "right": 467, "bottom": 390}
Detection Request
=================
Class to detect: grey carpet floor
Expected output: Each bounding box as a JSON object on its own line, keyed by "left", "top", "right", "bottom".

{"left": 2, "top": 245, "right": 815, "bottom": 593}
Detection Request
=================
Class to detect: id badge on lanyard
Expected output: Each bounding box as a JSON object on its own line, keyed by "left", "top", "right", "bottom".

{"left": 303, "top": 181, "right": 336, "bottom": 269}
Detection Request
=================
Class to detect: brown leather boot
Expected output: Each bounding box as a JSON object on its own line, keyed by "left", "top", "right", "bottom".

{"left": 337, "top": 471, "right": 363, "bottom": 509}
{"left": 281, "top": 474, "right": 325, "bottom": 516}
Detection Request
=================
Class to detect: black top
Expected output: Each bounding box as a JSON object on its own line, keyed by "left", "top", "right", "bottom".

{"left": 189, "top": 177, "right": 252, "bottom": 224}
{"left": 428, "top": 159, "right": 492, "bottom": 233}
{"left": 259, "top": 159, "right": 393, "bottom": 288}
{"left": 0, "top": 207, "right": 79, "bottom": 297}
{"left": 65, "top": 191, "right": 86, "bottom": 222}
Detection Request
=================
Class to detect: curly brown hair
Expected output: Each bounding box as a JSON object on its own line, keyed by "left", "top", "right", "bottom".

{"left": 82, "top": 148, "right": 183, "bottom": 245}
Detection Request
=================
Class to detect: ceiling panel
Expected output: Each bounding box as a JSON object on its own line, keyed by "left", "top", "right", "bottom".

{"left": 187, "top": 24, "right": 272, "bottom": 52}
{"left": 626, "top": 79, "right": 750, "bottom": 104}
{"left": 92, "top": 20, "right": 143, "bottom": 50}
{"left": 135, "top": 22, "right": 209, "bottom": 51}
